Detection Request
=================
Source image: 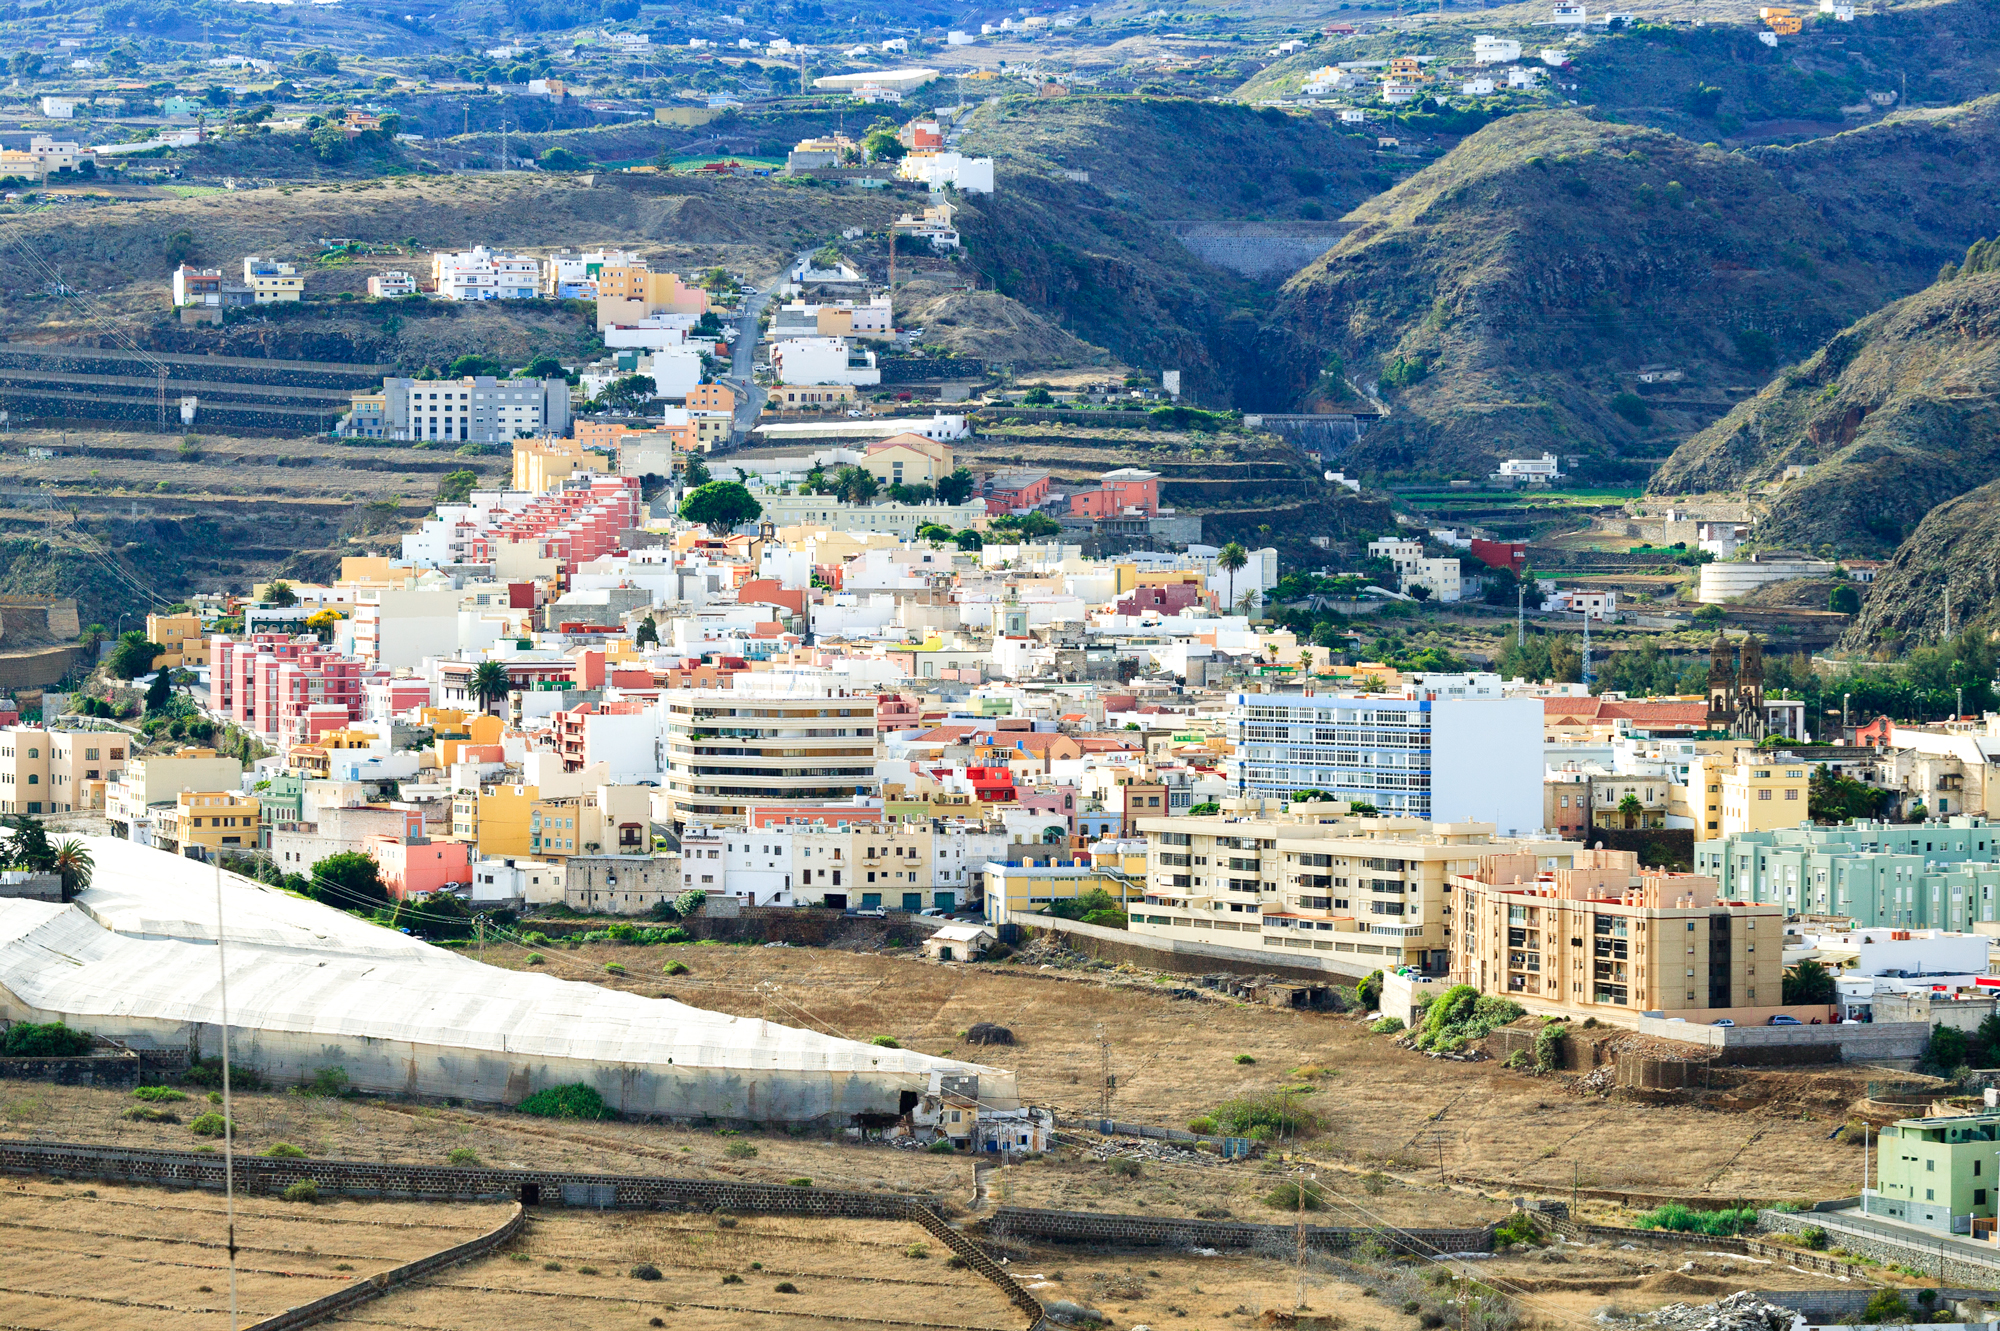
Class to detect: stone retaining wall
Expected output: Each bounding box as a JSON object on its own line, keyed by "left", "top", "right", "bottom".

{"left": 1010, "top": 914, "right": 1377, "bottom": 984}
{"left": 986, "top": 1205, "right": 1495, "bottom": 1255}
{"left": 245, "top": 1203, "right": 525, "bottom": 1331}
{"left": 1759, "top": 1208, "right": 2000, "bottom": 1285}
{"left": 0, "top": 1051, "right": 141, "bottom": 1089}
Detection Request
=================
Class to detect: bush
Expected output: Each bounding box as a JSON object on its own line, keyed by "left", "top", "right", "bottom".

{"left": 281, "top": 1178, "right": 319, "bottom": 1203}
{"left": 263, "top": 1142, "right": 307, "bottom": 1159}
{"left": 2, "top": 1022, "right": 93, "bottom": 1057}
{"left": 1800, "top": 1226, "right": 1828, "bottom": 1250}
{"left": 726, "top": 1140, "right": 759, "bottom": 1159}
{"left": 516, "top": 1083, "right": 616, "bottom": 1120}
{"left": 189, "top": 1112, "right": 232, "bottom": 1138}
{"left": 775, "top": 1281, "right": 800, "bottom": 1293}
{"left": 604, "top": 962, "right": 627, "bottom": 976}
{"left": 1632, "top": 1203, "right": 1758, "bottom": 1236}
{"left": 301, "top": 1067, "right": 350, "bottom": 1098}
{"left": 1108, "top": 1157, "right": 1142, "bottom": 1178}
{"left": 1413, "top": 986, "right": 1523, "bottom": 1052}
{"left": 122, "top": 1105, "right": 179, "bottom": 1123}
{"left": 544, "top": 1261, "right": 563, "bottom": 1271}
{"left": 1264, "top": 1180, "right": 1327, "bottom": 1211}
{"left": 870, "top": 1035, "right": 901, "bottom": 1048}
{"left": 1233, "top": 1053, "right": 1256, "bottom": 1065}
{"left": 1206, "top": 1091, "right": 1322, "bottom": 1139}
{"left": 663, "top": 960, "right": 690, "bottom": 976}
{"left": 631, "top": 1263, "right": 663, "bottom": 1281}
{"left": 1863, "top": 1292, "right": 1911, "bottom": 1323}
{"left": 1188, "top": 1116, "right": 1219, "bottom": 1135}
{"left": 1533, "top": 1024, "right": 1568, "bottom": 1072}
{"left": 906, "top": 1243, "right": 930, "bottom": 1259}
{"left": 578, "top": 1265, "right": 598, "bottom": 1275}
{"left": 132, "top": 1086, "right": 188, "bottom": 1102}
{"left": 928, "top": 1138, "right": 957, "bottom": 1153}
{"left": 787, "top": 1177, "right": 812, "bottom": 1188}
{"left": 946, "top": 1255, "right": 969, "bottom": 1270}
{"left": 1492, "top": 1213, "right": 1541, "bottom": 1248}
{"left": 1368, "top": 1016, "right": 1405, "bottom": 1035}
{"left": 525, "top": 952, "right": 544, "bottom": 965}
{"left": 721, "top": 1272, "right": 744, "bottom": 1284}
{"left": 447, "top": 1147, "right": 481, "bottom": 1166}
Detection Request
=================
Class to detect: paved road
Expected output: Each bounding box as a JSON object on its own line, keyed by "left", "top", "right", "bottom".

{"left": 718, "top": 254, "right": 805, "bottom": 444}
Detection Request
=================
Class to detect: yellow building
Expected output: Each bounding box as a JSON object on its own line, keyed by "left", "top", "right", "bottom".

{"left": 0, "top": 726, "right": 129, "bottom": 816}
{"left": 290, "top": 729, "right": 380, "bottom": 780}
{"left": 981, "top": 853, "right": 1145, "bottom": 923}
{"left": 1718, "top": 754, "right": 1810, "bottom": 835}
{"left": 531, "top": 795, "right": 581, "bottom": 859}
{"left": 455, "top": 782, "right": 538, "bottom": 857}
{"left": 422, "top": 710, "right": 507, "bottom": 767}
{"left": 859, "top": 435, "right": 953, "bottom": 489}
{"left": 167, "top": 791, "right": 262, "bottom": 856}
{"left": 513, "top": 436, "right": 612, "bottom": 494}
{"left": 146, "top": 613, "right": 205, "bottom": 670}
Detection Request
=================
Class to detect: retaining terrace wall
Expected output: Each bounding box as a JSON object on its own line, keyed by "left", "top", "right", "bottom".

{"left": 1759, "top": 1208, "right": 2000, "bottom": 1286}
{"left": 986, "top": 1206, "right": 1495, "bottom": 1255}
{"left": 0, "top": 1052, "right": 140, "bottom": 1089}
{"left": 1009, "top": 914, "right": 1378, "bottom": 984}
{"left": 245, "top": 1203, "right": 526, "bottom": 1331}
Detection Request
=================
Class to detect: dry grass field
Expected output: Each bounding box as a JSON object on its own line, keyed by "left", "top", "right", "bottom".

{"left": 0, "top": 1177, "right": 505, "bottom": 1329}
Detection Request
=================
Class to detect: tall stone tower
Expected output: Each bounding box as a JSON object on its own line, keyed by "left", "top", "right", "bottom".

{"left": 1705, "top": 633, "right": 1736, "bottom": 729}
{"left": 1735, "top": 636, "right": 1767, "bottom": 740}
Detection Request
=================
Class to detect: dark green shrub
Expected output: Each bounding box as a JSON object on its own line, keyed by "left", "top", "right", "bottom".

{"left": 631, "top": 1264, "right": 663, "bottom": 1281}
{"left": 281, "top": 1178, "right": 318, "bottom": 1203}
{"left": 1264, "top": 1180, "right": 1326, "bottom": 1211}
{"left": 1632, "top": 1203, "right": 1758, "bottom": 1236}
{"left": 131, "top": 1086, "right": 188, "bottom": 1102}
{"left": 122, "top": 1105, "right": 179, "bottom": 1123}
{"left": 189, "top": 1112, "right": 232, "bottom": 1138}
{"left": 2, "top": 1022, "right": 93, "bottom": 1056}
{"left": 263, "top": 1142, "right": 307, "bottom": 1158}
{"left": 515, "top": 1083, "right": 616, "bottom": 1120}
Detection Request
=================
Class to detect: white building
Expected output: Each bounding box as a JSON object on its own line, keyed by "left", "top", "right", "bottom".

{"left": 543, "top": 248, "right": 642, "bottom": 299}
{"left": 812, "top": 66, "right": 941, "bottom": 94}
{"left": 1698, "top": 521, "right": 1748, "bottom": 561}
{"left": 374, "top": 375, "right": 572, "bottom": 443}
{"left": 1551, "top": 3, "right": 1586, "bottom": 24}
{"left": 1229, "top": 678, "right": 1544, "bottom": 833}
{"left": 1462, "top": 77, "right": 1498, "bottom": 95}
{"left": 367, "top": 271, "right": 419, "bottom": 298}
{"left": 1473, "top": 35, "right": 1522, "bottom": 63}
{"left": 643, "top": 347, "right": 704, "bottom": 400}
{"left": 1401, "top": 556, "right": 1463, "bottom": 603}
{"left": 1493, "top": 453, "right": 1563, "bottom": 483}
{"left": 679, "top": 824, "right": 795, "bottom": 907}
{"left": 1697, "top": 554, "right": 1837, "bottom": 605}
{"left": 1541, "top": 47, "right": 1570, "bottom": 64}
{"left": 431, "top": 246, "right": 541, "bottom": 301}
{"left": 769, "top": 336, "right": 881, "bottom": 387}
{"left": 897, "top": 152, "right": 996, "bottom": 195}
{"left": 1546, "top": 588, "right": 1616, "bottom": 620}
{"left": 39, "top": 97, "right": 77, "bottom": 119}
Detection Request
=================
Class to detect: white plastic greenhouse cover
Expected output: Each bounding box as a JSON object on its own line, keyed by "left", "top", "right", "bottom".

{"left": 0, "top": 838, "right": 1015, "bottom": 1112}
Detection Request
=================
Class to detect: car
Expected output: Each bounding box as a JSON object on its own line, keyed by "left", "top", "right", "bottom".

{"left": 1768, "top": 1013, "right": 1802, "bottom": 1025}
{"left": 847, "top": 908, "right": 886, "bottom": 918}
{"left": 1711, "top": 1018, "right": 1735, "bottom": 1028}
{"left": 919, "top": 907, "right": 945, "bottom": 917}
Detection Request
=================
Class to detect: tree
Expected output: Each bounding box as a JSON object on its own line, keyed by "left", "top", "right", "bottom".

{"left": 539, "top": 145, "right": 589, "bottom": 171}
{"left": 917, "top": 523, "right": 955, "bottom": 543}
{"left": 954, "top": 528, "right": 984, "bottom": 551}
{"left": 265, "top": 580, "right": 298, "bottom": 607}
{"left": 936, "top": 466, "right": 975, "bottom": 505}
{"left": 1617, "top": 793, "right": 1644, "bottom": 827}
{"left": 1925, "top": 1022, "right": 1970, "bottom": 1075}
{"left": 682, "top": 454, "right": 711, "bottom": 488}
{"left": 449, "top": 353, "right": 505, "bottom": 379}
{"left": 833, "top": 466, "right": 880, "bottom": 504}
{"left": 597, "top": 373, "right": 654, "bottom": 410}
{"left": 1830, "top": 583, "right": 1861, "bottom": 614}
{"left": 524, "top": 355, "right": 564, "bottom": 380}
{"left": 106, "top": 631, "right": 165, "bottom": 679}
{"left": 1782, "top": 959, "right": 1836, "bottom": 1007}
{"left": 309, "top": 851, "right": 390, "bottom": 910}
{"left": 6, "top": 816, "right": 54, "bottom": 874}
{"left": 634, "top": 617, "right": 659, "bottom": 649}
{"left": 144, "top": 668, "right": 171, "bottom": 713}
{"left": 50, "top": 839, "right": 92, "bottom": 900}
{"left": 1218, "top": 542, "right": 1249, "bottom": 608}
{"left": 1691, "top": 604, "right": 1723, "bottom": 628}
{"left": 992, "top": 511, "right": 1061, "bottom": 539}
{"left": 309, "top": 123, "right": 350, "bottom": 162}
{"left": 678, "top": 481, "right": 762, "bottom": 534}
{"left": 437, "top": 469, "right": 477, "bottom": 505}
{"left": 304, "top": 609, "right": 344, "bottom": 643}
{"left": 1408, "top": 584, "right": 1432, "bottom": 603}
{"left": 469, "top": 660, "right": 512, "bottom": 713}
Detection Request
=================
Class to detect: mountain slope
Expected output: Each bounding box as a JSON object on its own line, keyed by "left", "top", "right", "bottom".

{"left": 1844, "top": 476, "right": 2000, "bottom": 648}
{"left": 1650, "top": 268, "right": 2000, "bottom": 552}
{"left": 1260, "top": 112, "right": 1895, "bottom": 477}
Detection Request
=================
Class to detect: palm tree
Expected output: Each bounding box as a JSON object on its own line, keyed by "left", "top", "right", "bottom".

{"left": 50, "top": 839, "right": 92, "bottom": 901}
{"left": 469, "top": 660, "right": 512, "bottom": 714}
{"left": 1218, "top": 542, "right": 1249, "bottom": 611}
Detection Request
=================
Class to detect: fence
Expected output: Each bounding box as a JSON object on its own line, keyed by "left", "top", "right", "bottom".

{"left": 1759, "top": 1207, "right": 2000, "bottom": 1286}
{"left": 245, "top": 1203, "right": 525, "bottom": 1331}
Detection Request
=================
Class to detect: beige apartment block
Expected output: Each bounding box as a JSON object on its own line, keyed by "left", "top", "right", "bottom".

{"left": 0, "top": 726, "right": 129, "bottom": 816}
{"left": 1450, "top": 847, "right": 1789, "bottom": 1024}
{"left": 660, "top": 689, "right": 879, "bottom": 828}
{"left": 1132, "top": 799, "right": 1572, "bottom": 973}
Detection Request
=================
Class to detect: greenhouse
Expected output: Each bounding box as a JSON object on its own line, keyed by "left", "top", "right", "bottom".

{"left": 0, "top": 838, "right": 1015, "bottom": 1121}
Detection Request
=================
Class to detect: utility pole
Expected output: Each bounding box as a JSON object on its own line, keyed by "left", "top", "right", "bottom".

{"left": 888, "top": 213, "right": 897, "bottom": 291}
{"left": 1097, "top": 1027, "right": 1111, "bottom": 1119}
{"left": 1295, "top": 1167, "right": 1310, "bottom": 1310}
{"left": 500, "top": 118, "right": 509, "bottom": 172}
{"left": 1515, "top": 582, "right": 1525, "bottom": 647}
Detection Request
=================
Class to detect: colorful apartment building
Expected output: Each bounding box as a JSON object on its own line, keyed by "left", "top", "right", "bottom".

{"left": 462, "top": 477, "right": 643, "bottom": 576}
{"left": 210, "top": 634, "right": 364, "bottom": 745}
{"left": 146, "top": 612, "right": 205, "bottom": 670}
{"left": 165, "top": 790, "right": 262, "bottom": 858}
{"left": 0, "top": 726, "right": 128, "bottom": 816}
{"left": 1070, "top": 468, "right": 1160, "bottom": 519}
{"left": 514, "top": 436, "right": 614, "bottom": 494}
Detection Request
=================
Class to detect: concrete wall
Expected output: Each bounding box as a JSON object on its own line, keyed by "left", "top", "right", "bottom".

{"left": 988, "top": 1205, "right": 1493, "bottom": 1254}
{"left": 1157, "top": 221, "right": 1362, "bottom": 279}
{"left": 1636, "top": 1017, "right": 1927, "bottom": 1063}
{"left": 1009, "top": 913, "right": 1378, "bottom": 983}
{"left": 1759, "top": 1207, "right": 2000, "bottom": 1286}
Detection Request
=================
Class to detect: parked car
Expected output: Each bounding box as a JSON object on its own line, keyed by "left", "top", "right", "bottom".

{"left": 1712, "top": 1018, "right": 1735, "bottom": 1027}
{"left": 1768, "top": 1013, "right": 1802, "bottom": 1025}
{"left": 919, "top": 907, "right": 945, "bottom": 917}
{"left": 847, "top": 907, "right": 886, "bottom": 918}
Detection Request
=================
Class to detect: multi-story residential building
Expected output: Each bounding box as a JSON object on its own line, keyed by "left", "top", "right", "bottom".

{"left": 528, "top": 785, "right": 651, "bottom": 860}
{"left": 1718, "top": 754, "right": 1810, "bottom": 834}
{"left": 162, "top": 791, "right": 262, "bottom": 859}
{"left": 431, "top": 246, "right": 540, "bottom": 300}
{"left": 564, "top": 854, "right": 681, "bottom": 914}
{"left": 367, "top": 271, "right": 418, "bottom": 298}
{"left": 375, "top": 375, "right": 572, "bottom": 444}
{"left": 0, "top": 726, "right": 128, "bottom": 816}
{"left": 982, "top": 839, "right": 1145, "bottom": 923}
{"left": 1450, "top": 847, "right": 1784, "bottom": 1021}
{"left": 1070, "top": 469, "right": 1160, "bottom": 520}
{"left": 1865, "top": 1108, "right": 2000, "bottom": 1234}
{"left": 460, "top": 476, "right": 640, "bottom": 575}
{"left": 543, "top": 248, "right": 642, "bottom": 299}
{"left": 146, "top": 612, "right": 204, "bottom": 670}
{"left": 348, "top": 584, "right": 460, "bottom": 671}
{"left": 455, "top": 780, "right": 540, "bottom": 857}
{"left": 659, "top": 688, "right": 880, "bottom": 829}
{"left": 769, "top": 336, "right": 881, "bottom": 387}
{"left": 242, "top": 257, "right": 304, "bottom": 302}
{"left": 210, "top": 634, "right": 364, "bottom": 746}
{"left": 1133, "top": 801, "right": 1571, "bottom": 974}
{"left": 1228, "top": 676, "right": 1543, "bottom": 833}
{"left": 1588, "top": 772, "right": 1669, "bottom": 830}
{"left": 1694, "top": 817, "right": 2000, "bottom": 930}
{"left": 105, "top": 747, "right": 242, "bottom": 842}
{"left": 679, "top": 823, "right": 795, "bottom": 906}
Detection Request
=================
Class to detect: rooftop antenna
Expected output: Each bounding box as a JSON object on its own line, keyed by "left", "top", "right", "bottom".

{"left": 212, "top": 857, "right": 241, "bottom": 1331}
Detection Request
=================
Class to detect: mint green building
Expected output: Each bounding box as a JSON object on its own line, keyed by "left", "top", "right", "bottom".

{"left": 1869, "top": 1110, "right": 2000, "bottom": 1234}
{"left": 1692, "top": 817, "right": 2000, "bottom": 929}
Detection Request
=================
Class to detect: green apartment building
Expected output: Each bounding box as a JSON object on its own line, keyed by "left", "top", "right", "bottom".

{"left": 1869, "top": 1110, "right": 2000, "bottom": 1234}
{"left": 1692, "top": 817, "right": 2000, "bottom": 929}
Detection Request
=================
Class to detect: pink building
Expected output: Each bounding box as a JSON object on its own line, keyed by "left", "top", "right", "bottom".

{"left": 464, "top": 476, "right": 642, "bottom": 576}
{"left": 368, "top": 833, "right": 471, "bottom": 900}
{"left": 1116, "top": 583, "right": 1204, "bottom": 617}
{"left": 363, "top": 676, "right": 434, "bottom": 722}
{"left": 1069, "top": 468, "right": 1160, "bottom": 519}
{"left": 211, "top": 634, "right": 364, "bottom": 743}
{"left": 1019, "top": 784, "right": 1078, "bottom": 835}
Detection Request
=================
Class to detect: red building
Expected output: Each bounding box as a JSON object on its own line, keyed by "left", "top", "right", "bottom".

{"left": 211, "top": 634, "right": 363, "bottom": 744}
{"left": 986, "top": 470, "right": 1051, "bottom": 515}
{"left": 1070, "top": 468, "right": 1160, "bottom": 519}
{"left": 964, "top": 766, "right": 1017, "bottom": 803}
{"left": 1469, "top": 538, "right": 1527, "bottom": 574}
{"left": 1116, "top": 583, "right": 1204, "bottom": 616}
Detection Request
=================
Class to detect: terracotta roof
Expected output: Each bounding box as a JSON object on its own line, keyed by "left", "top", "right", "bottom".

{"left": 913, "top": 725, "right": 981, "bottom": 743}
{"left": 1542, "top": 697, "right": 1709, "bottom": 726}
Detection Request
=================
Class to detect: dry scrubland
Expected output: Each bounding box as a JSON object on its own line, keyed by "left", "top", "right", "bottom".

{"left": 0, "top": 1176, "right": 503, "bottom": 1328}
